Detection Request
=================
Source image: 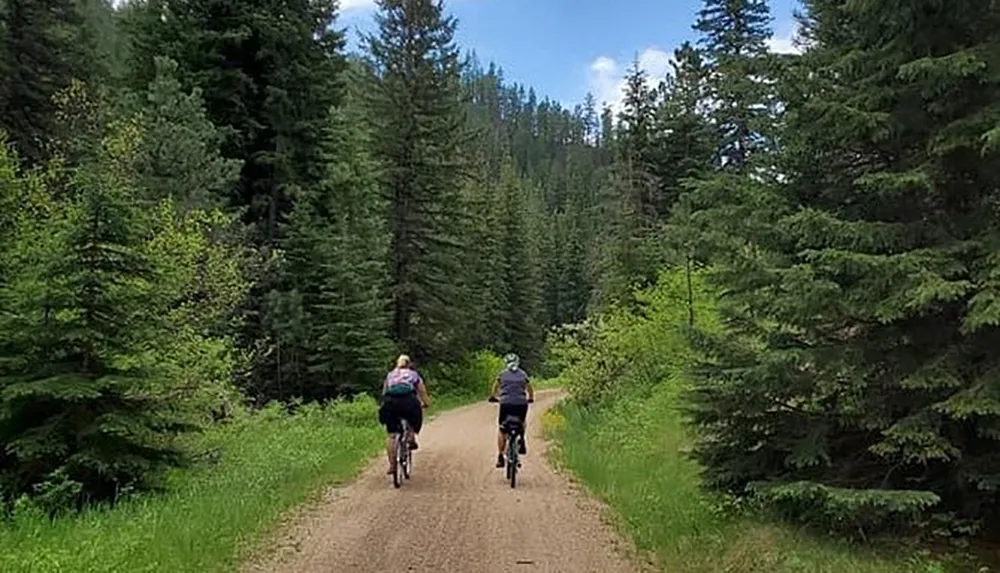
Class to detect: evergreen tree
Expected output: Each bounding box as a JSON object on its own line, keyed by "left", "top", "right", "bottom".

{"left": 694, "top": 0, "right": 774, "bottom": 170}
{"left": 0, "top": 0, "right": 96, "bottom": 166}
{"left": 366, "top": 0, "right": 472, "bottom": 361}
{"left": 126, "top": 0, "right": 345, "bottom": 242}
{"left": 132, "top": 57, "right": 242, "bottom": 211}
{"left": 279, "top": 69, "right": 394, "bottom": 400}
{"left": 592, "top": 61, "right": 660, "bottom": 310}
{"left": 655, "top": 43, "right": 715, "bottom": 215}
{"left": 687, "top": 0, "right": 1000, "bottom": 533}
{"left": 495, "top": 160, "right": 544, "bottom": 364}
{"left": 0, "top": 115, "right": 181, "bottom": 503}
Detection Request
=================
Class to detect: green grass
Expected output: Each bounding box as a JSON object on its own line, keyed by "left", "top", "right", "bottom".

{"left": 0, "top": 391, "right": 479, "bottom": 573}
{"left": 547, "top": 382, "right": 975, "bottom": 573}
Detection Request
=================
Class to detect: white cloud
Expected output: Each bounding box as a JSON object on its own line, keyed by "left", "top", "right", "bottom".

{"left": 587, "top": 47, "right": 673, "bottom": 115}
{"left": 767, "top": 21, "right": 805, "bottom": 54}
{"left": 341, "top": 0, "right": 377, "bottom": 10}
{"left": 766, "top": 34, "right": 799, "bottom": 54}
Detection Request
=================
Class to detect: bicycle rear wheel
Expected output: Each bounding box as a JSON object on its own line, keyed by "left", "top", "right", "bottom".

{"left": 402, "top": 422, "right": 412, "bottom": 480}
{"left": 393, "top": 433, "right": 404, "bottom": 488}
{"left": 507, "top": 434, "right": 518, "bottom": 488}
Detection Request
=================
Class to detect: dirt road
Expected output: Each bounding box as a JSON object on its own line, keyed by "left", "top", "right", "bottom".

{"left": 243, "top": 390, "right": 644, "bottom": 573}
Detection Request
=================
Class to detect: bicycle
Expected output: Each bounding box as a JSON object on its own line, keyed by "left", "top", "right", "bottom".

{"left": 489, "top": 397, "right": 533, "bottom": 488}
{"left": 392, "top": 418, "right": 413, "bottom": 489}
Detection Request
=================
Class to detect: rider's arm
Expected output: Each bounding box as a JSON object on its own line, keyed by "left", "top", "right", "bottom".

{"left": 489, "top": 377, "right": 500, "bottom": 399}
{"left": 416, "top": 376, "right": 431, "bottom": 407}
{"left": 526, "top": 379, "right": 535, "bottom": 402}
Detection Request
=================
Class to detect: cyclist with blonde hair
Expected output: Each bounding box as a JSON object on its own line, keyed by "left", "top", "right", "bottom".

{"left": 378, "top": 354, "right": 430, "bottom": 474}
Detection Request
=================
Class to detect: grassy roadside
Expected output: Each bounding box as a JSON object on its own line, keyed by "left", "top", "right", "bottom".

{"left": 0, "top": 389, "right": 480, "bottom": 573}
{"left": 544, "top": 383, "right": 972, "bottom": 573}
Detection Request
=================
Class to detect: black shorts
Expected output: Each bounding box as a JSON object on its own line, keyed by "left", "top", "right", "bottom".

{"left": 379, "top": 393, "right": 423, "bottom": 434}
{"left": 498, "top": 403, "right": 528, "bottom": 432}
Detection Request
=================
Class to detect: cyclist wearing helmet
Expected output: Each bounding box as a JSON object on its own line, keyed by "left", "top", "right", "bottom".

{"left": 378, "top": 354, "right": 430, "bottom": 475}
{"left": 489, "top": 353, "right": 534, "bottom": 468}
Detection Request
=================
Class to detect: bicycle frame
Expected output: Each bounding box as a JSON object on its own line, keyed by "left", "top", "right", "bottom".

{"left": 503, "top": 419, "right": 523, "bottom": 488}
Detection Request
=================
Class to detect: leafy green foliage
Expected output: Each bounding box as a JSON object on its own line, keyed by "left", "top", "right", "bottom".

{"left": 553, "top": 269, "right": 720, "bottom": 407}
{"left": 0, "top": 396, "right": 384, "bottom": 573}
{"left": 422, "top": 351, "right": 504, "bottom": 398}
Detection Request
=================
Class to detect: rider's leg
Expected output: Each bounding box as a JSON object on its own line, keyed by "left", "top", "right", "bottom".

{"left": 385, "top": 400, "right": 400, "bottom": 473}
{"left": 386, "top": 434, "right": 397, "bottom": 473}
{"left": 496, "top": 429, "right": 506, "bottom": 467}
{"left": 408, "top": 396, "right": 422, "bottom": 449}
{"left": 516, "top": 404, "right": 528, "bottom": 455}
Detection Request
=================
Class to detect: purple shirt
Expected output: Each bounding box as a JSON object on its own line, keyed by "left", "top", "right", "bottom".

{"left": 384, "top": 368, "right": 423, "bottom": 395}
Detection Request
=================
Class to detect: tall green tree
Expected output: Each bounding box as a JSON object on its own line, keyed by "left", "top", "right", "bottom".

{"left": 277, "top": 67, "right": 394, "bottom": 401}
{"left": 366, "top": 0, "right": 471, "bottom": 361}
{"left": 126, "top": 0, "right": 345, "bottom": 242}
{"left": 0, "top": 117, "right": 178, "bottom": 504}
{"left": 495, "top": 160, "right": 545, "bottom": 364}
{"left": 654, "top": 43, "right": 715, "bottom": 215}
{"left": 592, "top": 60, "right": 660, "bottom": 310}
{"left": 0, "top": 0, "right": 97, "bottom": 166}
{"left": 131, "top": 57, "right": 242, "bottom": 211}
{"left": 694, "top": 0, "right": 774, "bottom": 170}
{"left": 687, "top": 0, "right": 1000, "bottom": 533}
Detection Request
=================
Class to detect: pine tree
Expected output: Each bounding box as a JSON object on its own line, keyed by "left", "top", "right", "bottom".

{"left": 0, "top": 0, "right": 96, "bottom": 166}
{"left": 366, "top": 0, "right": 472, "bottom": 361}
{"left": 132, "top": 57, "right": 242, "bottom": 211}
{"left": 495, "top": 160, "right": 544, "bottom": 364}
{"left": 592, "top": 60, "right": 660, "bottom": 310}
{"left": 687, "top": 0, "right": 1000, "bottom": 533}
{"left": 461, "top": 161, "right": 508, "bottom": 351}
{"left": 655, "top": 43, "right": 715, "bottom": 215}
{"left": 694, "top": 0, "right": 774, "bottom": 170}
{"left": 0, "top": 112, "right": 184, "bottom": 503}
{"left": 279, "top": 67, "right": 394, "bottom": 400}
{"left": 126, "top": 0, "right": 345, "bottom": 242}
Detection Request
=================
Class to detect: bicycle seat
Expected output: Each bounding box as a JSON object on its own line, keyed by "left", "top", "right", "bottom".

{"left": 501, "top": 415, "right": 524, "bottom": 433}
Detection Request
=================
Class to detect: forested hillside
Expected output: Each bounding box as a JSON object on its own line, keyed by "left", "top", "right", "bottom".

{"left": 0, "top": 0, "right": 616, "bottom": 512}
{"left": 3, "top": 0, "right": 1000, "bottom": 568}
{"left": 549, "top": 0, "right": 1000, "bottom": 561}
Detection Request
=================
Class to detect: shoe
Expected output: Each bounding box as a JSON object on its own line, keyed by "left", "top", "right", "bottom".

{"left": 496, "top": 454, "right": 505, "bottom": 468}
{"left": 387, "top": 465, "right": 396, "bottom": 475}
{"left": 519, "top": 440, "right": 526, "bottom": 455}
{"left": 409, "top": 439, "right": 419, "bottom": 451}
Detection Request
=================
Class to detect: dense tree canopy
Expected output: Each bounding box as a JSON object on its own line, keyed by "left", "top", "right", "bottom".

{"left": 3, "top": 0, "right": 1000, "bottom": 544}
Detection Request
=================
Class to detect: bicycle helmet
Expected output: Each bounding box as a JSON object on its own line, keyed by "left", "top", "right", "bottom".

{"left": 503, "top": 353, "right": 520, "bottom": 371}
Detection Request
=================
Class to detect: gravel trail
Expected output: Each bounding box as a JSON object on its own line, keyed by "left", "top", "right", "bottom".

{"left": 243, "top": 390, "right": 644, "bottom": 573}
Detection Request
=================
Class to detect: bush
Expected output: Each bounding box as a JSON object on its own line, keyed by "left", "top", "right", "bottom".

{"left": 549, "top": 268, "right": 719, "bottom": 406}
{"left": 0, "top": 395, "right": 383, "bottom": 573}
{"left": 423, "top": 350, "right": 503, "bottom": 398}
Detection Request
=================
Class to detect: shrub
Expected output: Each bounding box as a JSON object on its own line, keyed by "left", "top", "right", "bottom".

{"left": 423, "top": 350, "right": 503, "bottom": 397}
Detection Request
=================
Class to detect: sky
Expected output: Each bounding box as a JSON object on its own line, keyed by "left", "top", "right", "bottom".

{"left": 339, "top": 0, "right": 803, "bottom": 112}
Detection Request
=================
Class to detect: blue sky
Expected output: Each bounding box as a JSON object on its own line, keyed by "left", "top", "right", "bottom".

{"left": 339, "top": 0, "right": 802, "bottom": 111}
